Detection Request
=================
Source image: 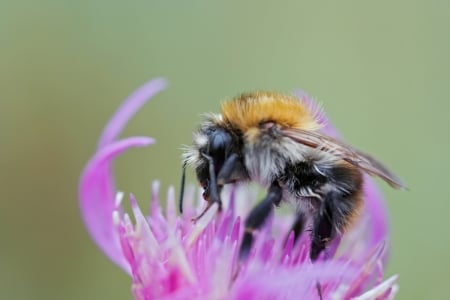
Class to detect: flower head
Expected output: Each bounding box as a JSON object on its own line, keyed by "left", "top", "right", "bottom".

{"left": 79, "top": 79, "right": 398, "bottom": 299}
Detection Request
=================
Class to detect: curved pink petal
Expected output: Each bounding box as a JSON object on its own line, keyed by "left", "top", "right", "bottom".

{"left": 295, "top": 90, "right": 390, "bottom": 257}
{"left": 362, "top": 176, "right": 390, "bottom": 254}
{"left": 97, "top": 78, "right": 168, "bottom": 149}
{"left": 79, "top": 137, "right": 154, "bottom": 273}
{"left": 80, "top": 78, "right": 167, "bottom": 273}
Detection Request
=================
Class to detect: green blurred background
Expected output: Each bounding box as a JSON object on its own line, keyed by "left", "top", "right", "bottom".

{"left": 1, "top": 1, "right": 448, "bottom": 299}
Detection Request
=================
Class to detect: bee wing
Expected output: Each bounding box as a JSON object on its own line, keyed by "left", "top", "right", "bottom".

{"left": 281, "top": 128, "right": 405, "bottom": 189}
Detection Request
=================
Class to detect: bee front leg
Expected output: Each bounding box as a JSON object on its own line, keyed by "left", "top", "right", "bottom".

{"left": 239, "top": 182, "right": 282, "bottom": 261}
{"left": 192, "top": 153, "right": 223, "bottom": 222}
{"left": 216, "top": 153, "right": 248, "bottom": 185}
{"left": 201, "top": 153, "right": 222, "bottom": 209}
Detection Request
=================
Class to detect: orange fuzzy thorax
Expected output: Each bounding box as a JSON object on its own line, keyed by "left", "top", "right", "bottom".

{"left": 221, "top": 92, "right": 320, "bottom": 131}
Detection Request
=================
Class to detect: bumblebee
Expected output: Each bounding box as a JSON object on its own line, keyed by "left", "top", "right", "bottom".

{"left": 181, "top": 92, "right": 404, "bottom": 263}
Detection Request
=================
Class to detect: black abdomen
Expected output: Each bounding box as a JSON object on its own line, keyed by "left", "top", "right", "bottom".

{"left": 280, "top": 160, "right": 363, "bottom": 199}
{"left": 280, "top": 160, "right": 364, "bottom": 261}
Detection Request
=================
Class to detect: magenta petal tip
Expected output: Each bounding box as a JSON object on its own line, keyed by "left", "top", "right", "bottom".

{"left": 98, "top": 77, "right": 168, "bottom": 149}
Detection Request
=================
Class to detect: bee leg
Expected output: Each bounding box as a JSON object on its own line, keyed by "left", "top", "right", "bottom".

{"left": 217, "top": 153, "right": 248, "bottom": 185}
{"left": 239, "top": 182, "right": 282, "bottom": 261}
{"left": 202, "top": 153, "right": 222, "bottom": 208}
{"left": 311, "top": 189, "right": 360, "bottom": 300}
{"left": 192, "top": 153, "right": 223, "bottom": 222}
{"left": 310, "top": 196, "right": 336, "bottom": 300}
{"left": 291, "top": 212, "right": 306, "bottom": 243}
{"left": 310, "top": 189, "right": 358, "bottom": 261}
{"left": 310, "top": 196, "right": 335, "bottom": 261}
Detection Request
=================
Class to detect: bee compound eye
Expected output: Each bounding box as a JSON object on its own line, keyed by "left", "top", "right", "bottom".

{"left": 209, "top": 129, "right": 232, "bottom": 154}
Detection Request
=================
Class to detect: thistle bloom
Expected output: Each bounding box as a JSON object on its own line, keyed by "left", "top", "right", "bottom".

{"left": 79, "top": 78, "right": 398, "bottom": 299}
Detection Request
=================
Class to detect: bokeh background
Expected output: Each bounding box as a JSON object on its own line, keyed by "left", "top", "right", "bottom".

{"left": 1, "top": 1, "right": 449, "bottom": 299}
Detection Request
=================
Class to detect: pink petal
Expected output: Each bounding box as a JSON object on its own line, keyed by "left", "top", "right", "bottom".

{"left": 79, "top": 137, "right": 154, "bottom": 273}
{"left": 232, "top": 260, "right": 360, "bottom": 299}
{"left": 97, "top": 78, "right": 168, "bottom": 149}
{"left": 353, "top": 275, "right": 399, "bottom": 300}
{"left": 362, "top": 176, "right": 390, "bottom": 255}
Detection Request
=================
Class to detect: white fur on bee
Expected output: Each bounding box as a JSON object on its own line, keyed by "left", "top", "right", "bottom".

{"left": 182, "top": 113, "right": 222, "bottom": 168}
{"left": 182, "top": 133, "right": 207, "bottom": 168}
{"left": 243, "top": 132, "right": 337, "bottom": 187}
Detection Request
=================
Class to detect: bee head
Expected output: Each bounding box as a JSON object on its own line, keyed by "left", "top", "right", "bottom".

{"left": 181, "top": 120, "right": 240, "bottom": 212}
{"left": 191, "top": 123, "right": 247, "bottom": 201}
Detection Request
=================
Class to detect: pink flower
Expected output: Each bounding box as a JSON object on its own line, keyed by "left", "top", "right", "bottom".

{"left": 79, "top": 79, "right": 399, "bottom": 299}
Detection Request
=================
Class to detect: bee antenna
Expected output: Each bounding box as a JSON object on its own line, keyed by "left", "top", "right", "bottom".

{"left": 179, "top": 161, "right": 187, "bottom": 213}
